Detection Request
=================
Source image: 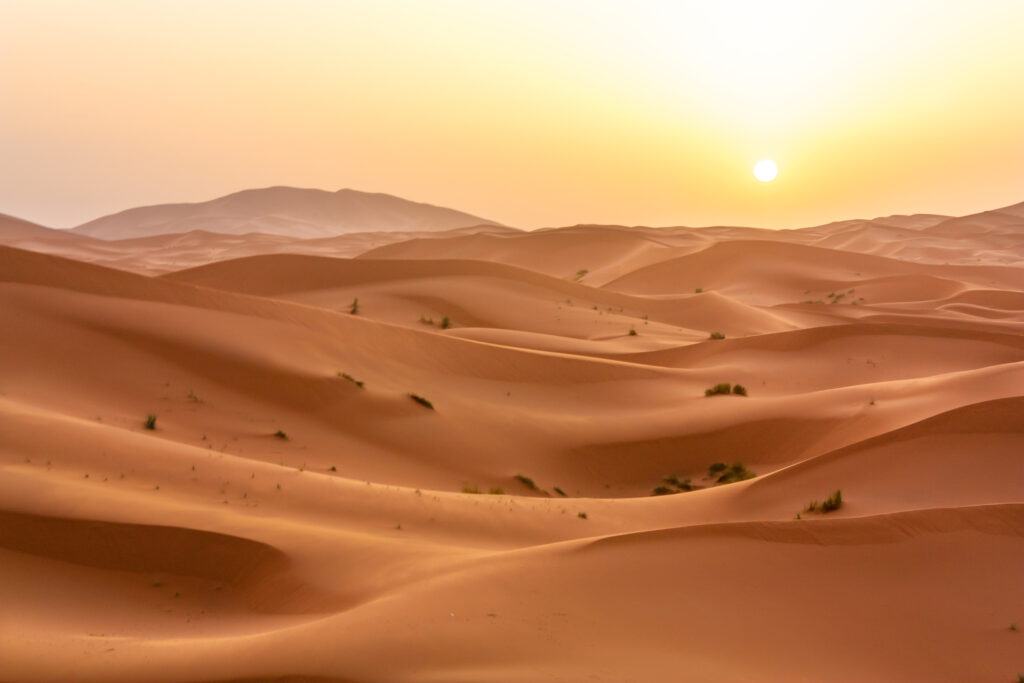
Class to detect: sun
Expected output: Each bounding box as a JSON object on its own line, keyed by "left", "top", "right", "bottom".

{"left": 754, "top": 159, "right": 778, "bottom": 182}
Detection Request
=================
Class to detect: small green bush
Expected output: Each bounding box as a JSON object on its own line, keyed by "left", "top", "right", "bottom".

{"left": 553, "top": 486, "right": 567, "bottom": 497}
{"left": 821, "top": 489, "right": 843, "bottom": 513}
{"left": 805, "top": 500, "right": 818, "bottom": 513}
{"left": 577, "top": 511, "right": 588, "bottom": 520}
{"left": 732, "top": 384, "right": 748, "bottom": 396}
{"left": 349, "top": 297, "right": 359, "bottom": 315}
{"left": 628, "top": 327, "right": 637, "bottom": 336}
{"left": 515, "top": 474, "right": 538, "bottom": 490}
{"left": 708, "top": 462, "right": 727, "bottom": 477}
{"left": 488, "top": 487, "right": 505, "bottom": 495}
{"left": 652, "top": 485, "right": 677, "bottom": 496}
{"left": 273, "top": 430, "right": 288, "bottom": 440}
{"left": 705, "top": 383, "right": 732, "bottom": 396}
{"left": 709, "top": 331, "right": 725, "bottom": 340}
{"left": 340, "top": 372, "right": 364, "bottom": 388}
{"left": 573, "top": 269, "right": 589, "bottom": 282}
{"left": 662, "top": 474, "right": 693, "bottom": 491}
{"left": 695, "top": 287, "right": 703, "bottom": 293}
{"left": 716, "top": 463, "right": 754, "bottom": 484}
{"left": 409, "top": 394, "right": 434, "bottom": 410}
{"left": 440, "top": 316, "right": 451, "bottom": 329}
{"left": 419, "top": 314, "right": 434, "bottom": 325}
{"left": 462, "top": 484, "right": 481, "bottom": 494}
{"left": 144, "top": 414, "right": 157, "bottom": 430}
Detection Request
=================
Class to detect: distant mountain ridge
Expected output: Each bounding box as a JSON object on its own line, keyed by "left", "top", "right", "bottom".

{"left": 71, "top": 186, "right": 502, "bottom": 240}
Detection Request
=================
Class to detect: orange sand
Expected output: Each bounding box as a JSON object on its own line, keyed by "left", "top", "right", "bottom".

{"left": 1, "top": 193, "right": 1022, "bottom": 682}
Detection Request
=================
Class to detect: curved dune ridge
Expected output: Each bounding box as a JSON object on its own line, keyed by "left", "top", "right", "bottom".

{"left": 2, "top": 197, "right": 1023, "bottom": 682}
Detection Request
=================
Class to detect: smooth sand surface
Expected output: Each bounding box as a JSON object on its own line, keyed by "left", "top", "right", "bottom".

{"left": 2, "top": 202, "right": 1023, "bottom": 682}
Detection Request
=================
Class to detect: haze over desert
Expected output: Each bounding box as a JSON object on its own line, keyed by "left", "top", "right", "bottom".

{"left": 2, "top": 2, "right": 1023, "bottom": 682}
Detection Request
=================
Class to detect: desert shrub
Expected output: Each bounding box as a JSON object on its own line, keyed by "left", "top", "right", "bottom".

{"left": 695, "top": 287, "right": 703, "bottom": 293}
{"left": 705, "top": 383, "right": 732, "bottom": 396}
{"left": 716, "top": 463, "right": 754, "bottom": 484}
{"left": 553, "top": 486, "right": 567, "bottom": 497}
{"left": 349, "top": 297, "right": 359, "bottom": 314}
{"left": 440, "top": 316, "right": 451, "bottom": 329}
{"left": 629, "top": 328, "right": 637, "bottom": 336}
{"left": 462, "top": 484, "right": 481, "bottom": 494}
{"left": 515, "top": 474, "right": 538, "bottom": 490}
{"left": 661, "top": 474, "right": 693, "bottom": 491}
{"left": 329, "top": 466, "right": 337, "bottom": 472}
{"left": 339, "top": 372, "right": 364, "bottom": 388}
{"left": 732, "top": 384, "right": 748, "bottom": 396}
{"left": 709, "top": 331, "right": 725, "bottom": 340}
{"left": 573, "top": 269, "right": 589, "bottom": 282}
{"left": 419, "top": 314, "right": 434, "bottom": 325}
{"left": 144, "top": 414, "right": 157, "bottom": 430}
{"left": 708, "top": 462, "right": 727, "bottom": 477}
{"left": 577, "top": 511, "right": 588, "bottom": 520}
{"left": 488, "top": 487, "right": 505, "bottom": 495}
{"left": 821, "top": 489, "right": 843, "bottom": 512}
{"left": 805, "top": 500, "right": 819, "bottom": 513}
{"left": 273, "top": 430, "right": 288, "bottom": 440}
{"left": 652, "top": 485, "right": 677, "bottom": 496}
{"left": 409, "top": 394, "right": 434, "bottom": 410}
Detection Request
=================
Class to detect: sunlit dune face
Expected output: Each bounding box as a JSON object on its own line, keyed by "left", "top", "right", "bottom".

{"left": 754, "top": 160, "right": 778, "bottom": 183}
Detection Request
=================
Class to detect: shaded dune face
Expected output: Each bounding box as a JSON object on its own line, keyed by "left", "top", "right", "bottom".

{"left": 0, "top": 510, "right": 340, "bottom": 615}
{"left": 1, "top": 199, "right": 1023, "bottom": 682}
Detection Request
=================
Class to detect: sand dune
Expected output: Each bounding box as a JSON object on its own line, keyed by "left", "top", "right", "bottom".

{"left": 3, "top": 194, "right": 1023, "bottom": 682}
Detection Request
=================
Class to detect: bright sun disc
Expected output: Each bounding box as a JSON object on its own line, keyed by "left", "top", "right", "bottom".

{"left": 754, "top": 159, "right": 778, "bottom": 182}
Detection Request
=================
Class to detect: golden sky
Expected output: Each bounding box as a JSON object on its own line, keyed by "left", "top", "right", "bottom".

{"left": 2, "top": 0, "right": 1023, "bottom": 229}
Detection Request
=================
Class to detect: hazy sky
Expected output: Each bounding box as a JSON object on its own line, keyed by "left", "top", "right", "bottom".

{"left": 2, "top": 0, "right": 1023, "bottom": 229}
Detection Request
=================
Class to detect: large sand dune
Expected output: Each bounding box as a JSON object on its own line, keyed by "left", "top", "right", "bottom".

{"left": 2, "top": 196, "right": 1023, "bottom": 682}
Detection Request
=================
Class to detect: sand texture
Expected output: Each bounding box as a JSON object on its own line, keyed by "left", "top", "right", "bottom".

{"left": 2, "top": 199, "right": 1023, "bottom": 682}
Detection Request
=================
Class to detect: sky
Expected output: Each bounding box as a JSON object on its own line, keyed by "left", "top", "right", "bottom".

{"left": 2, "top": 0, "right": 1023, "bottom": 229}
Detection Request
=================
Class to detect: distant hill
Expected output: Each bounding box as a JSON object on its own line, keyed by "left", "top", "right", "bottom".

{"left": 71, "top": 186, "right": 502, "bottom": 240}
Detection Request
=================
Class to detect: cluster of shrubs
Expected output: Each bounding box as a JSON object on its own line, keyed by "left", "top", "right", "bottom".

{"left": 652, "top": 473, "right": 693, "bottom": 496}
{"left": 708, "top": 461, "right": 755, "bottom": 483}
{"left": 805, "top": 490, "right": 843, "bottom": 513}
{"left": 461, "top": 474, "right": 568, "bottom": 498}
{"left": 419, "top": 315, "right": 452, "bottom": 329}
{"left": 705, "top": 383, "right": 747, "bottom": 396}
{"left": 462, "top": 484, "right": 506, "bottom": 495}
{"left": 651, "top": 463, "right": 755, "bottom": 496}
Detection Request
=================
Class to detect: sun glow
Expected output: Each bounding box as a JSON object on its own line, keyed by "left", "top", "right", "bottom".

{"left": 754, "top": 160, "right": 778, "bottom": 183}
{"left": 1, "top": 1, "right": 1023, "bottom": 229}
